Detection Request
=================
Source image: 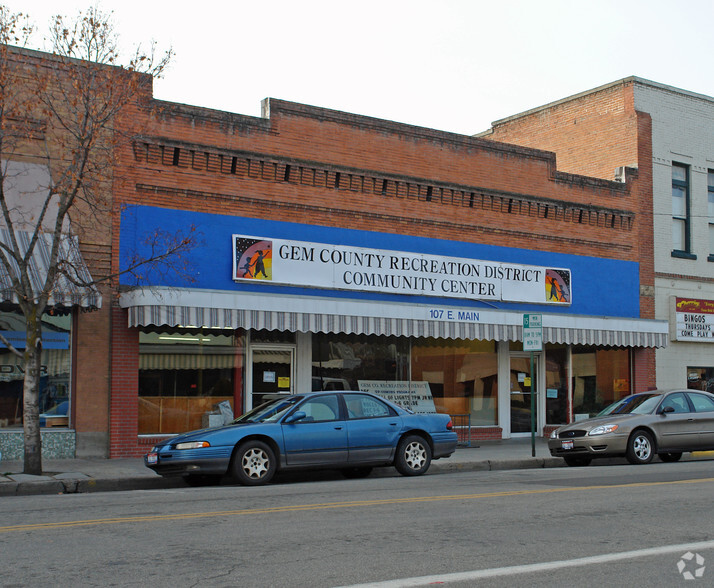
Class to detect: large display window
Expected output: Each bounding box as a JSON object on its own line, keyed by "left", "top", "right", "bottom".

{"left": 411, "top": 338, "right": 497, "bottom": 424}
{"left": 571, "top": 346, "right": 631, "bottom": 418}
{"left": 312, "top": 333, "right": 410, "bottom": 392}
{"left": 138, "top": 329, "right": 244, "bottom": 434}
{"left": 312, "top": 333, "right": 497, "bottom": 423}
{"left": 545, "top": 346, "right": 569, "bottom": 425}
{"left": 0, "top": 310, "right": 72, "bottom": 429}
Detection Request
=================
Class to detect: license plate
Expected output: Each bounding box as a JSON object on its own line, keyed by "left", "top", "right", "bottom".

{"left": 561, "top": 440, "right": 574, "bottom": 450}
{"left": 146, "top": 452, "right": 158, "bottom": 465}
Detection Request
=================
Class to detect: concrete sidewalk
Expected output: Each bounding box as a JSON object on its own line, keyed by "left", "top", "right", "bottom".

{"left": 0, "top": 438, "right": 561, "bottom": 496}
{"left": 3, "top": 438, "right": 708, "bottom": 497}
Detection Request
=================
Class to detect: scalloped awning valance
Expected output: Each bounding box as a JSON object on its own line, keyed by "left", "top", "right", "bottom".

{"left": 120, "top": 288, "right": 668, "bottom": 348}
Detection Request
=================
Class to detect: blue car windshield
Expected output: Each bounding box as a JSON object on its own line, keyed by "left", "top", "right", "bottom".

{"left": 233, "top": 396, "right": 303, "bottom": 424}
{"left": 597, "top": 393, "right": 663, "bottom": 416}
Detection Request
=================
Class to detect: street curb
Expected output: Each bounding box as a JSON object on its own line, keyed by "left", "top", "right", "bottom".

{"left": 73, "top": 477, "right": 186, "bottom": 494}
{"left": 0, "top": 476, "right": 186, "bottom": 496}
{"left": 0, "top": 459, "right": 564, "bottom": 496}
{"left": 432, "top": 457, "right": 564, "bottom": 473}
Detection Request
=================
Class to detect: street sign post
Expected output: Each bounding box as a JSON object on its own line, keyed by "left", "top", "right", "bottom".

{"left": 523, "top": 314, "right": 542, "bottom": 457}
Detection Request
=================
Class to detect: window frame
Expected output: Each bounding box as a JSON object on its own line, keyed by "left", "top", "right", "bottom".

{"left": 708, "top": 169, "right": 714, "bottom": 261}
{"left": 672, "top": 162, "right": 695, "bottom": 259}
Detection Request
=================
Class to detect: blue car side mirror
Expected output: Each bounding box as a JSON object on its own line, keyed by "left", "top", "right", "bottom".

{"left": 285, "top": 411, "right": 307, "bottom": 424}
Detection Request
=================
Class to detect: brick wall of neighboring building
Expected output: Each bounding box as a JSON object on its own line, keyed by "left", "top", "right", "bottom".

{"left": 480, "top": 77, "right": 714, "bottom": 392}
{"left": 73, "top": 297, "right": 112, "bottom": 457}
{"left": 483, "top": 80, "right": 640, "bottom": 182}
{"left": 480, "top": 80, "right": 657, "bottom": 327}
{"left": 109, "top": 306, "right": 140, "bottom": 458}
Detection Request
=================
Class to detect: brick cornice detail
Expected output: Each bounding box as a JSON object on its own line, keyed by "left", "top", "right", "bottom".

{"left": 134, "top": 183, "right": 633, "bottom": 253}
{"left": 132, "top": 139, "right": 635, "bottom": 229}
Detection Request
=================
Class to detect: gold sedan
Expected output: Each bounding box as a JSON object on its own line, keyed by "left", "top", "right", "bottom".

{"left": 549, "top": 389, "right": 714, "bottom": 466}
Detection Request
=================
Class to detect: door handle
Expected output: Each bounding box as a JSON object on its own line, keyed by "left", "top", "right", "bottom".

{"left": 334, "top": 426, "right": 343, "bottom": 430}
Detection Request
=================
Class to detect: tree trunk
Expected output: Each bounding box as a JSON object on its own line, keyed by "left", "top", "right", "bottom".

{"left": 22, "top": 319, "right": 43, "bottom": 475}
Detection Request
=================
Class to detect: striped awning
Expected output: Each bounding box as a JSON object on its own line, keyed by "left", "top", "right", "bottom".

{"left": 127, "top": 305, "right": 522, "bottom": 341}
{"left": 0, "top": 230, "right": 101, "bottom": 309}
{"left": 120, "top": 288, "right": 669, "bottom": 348}
{"left": 140, "top": 353, "right": 237, "bottom": 370}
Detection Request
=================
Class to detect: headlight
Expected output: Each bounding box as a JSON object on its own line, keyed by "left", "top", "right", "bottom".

{"left": 175, "top": 441, "right": 211, "bottom": 450}
{"left": 550, "top": 429, "right": 559, "bottom": 439}
{"left": 588, "top": 424, "right": 619, "bottom": 436}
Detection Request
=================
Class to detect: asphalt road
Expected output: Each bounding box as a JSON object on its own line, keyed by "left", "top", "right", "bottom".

{"left": 1, "top": 462, "right": 713, "bottom": 587}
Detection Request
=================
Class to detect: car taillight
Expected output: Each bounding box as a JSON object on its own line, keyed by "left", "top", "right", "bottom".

{"left": 446, "top": 419, "right": 453, "bottom": 430}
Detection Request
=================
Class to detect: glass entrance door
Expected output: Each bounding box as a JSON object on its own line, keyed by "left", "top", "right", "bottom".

{"left": 510, "top": 354, "right": 539, "bottom": 435}
{"left": 249, "top": 345, "right": 295, "bottom": 409}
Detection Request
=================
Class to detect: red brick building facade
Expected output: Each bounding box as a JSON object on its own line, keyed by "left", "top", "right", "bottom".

{"left": 105, "top": 84, "right": 664, "bottom": 457}
{"left": 0, "top": 50, "right": 667, "bottom": 459}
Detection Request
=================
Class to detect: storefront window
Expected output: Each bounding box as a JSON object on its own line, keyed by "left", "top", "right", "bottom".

{"left": 0, "top": 310, "right": 71, "bottom": 429}
{"left": 312, "top": 333, "right": 409, "bottom": 392}
{"left": 545, "top": 345, "right": 569, "bottom": 424}
{"left": 138, "top": 329, "right": 244, "bottom": 434}
{"left": 571, "top": 346, "right": 631, "bottom": 418}
{"left": 686, "top": 366, "right": 714, "bottom": 392}
{"left": 411, "top": 338, "right": 497, "bottom": 424}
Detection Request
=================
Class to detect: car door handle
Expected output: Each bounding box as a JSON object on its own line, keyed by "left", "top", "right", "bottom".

{"left": 334, "top": 426, "right": 343, "bottom": 430}
{"left": 389, "top": 422, "right": 398, "bottom": 426}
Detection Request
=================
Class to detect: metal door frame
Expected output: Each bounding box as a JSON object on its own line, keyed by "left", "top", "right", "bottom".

{"left": 246, "top": 343, "right": 296, "bottom": 410}
{"left": 508, "top": 351, "right": 545, "bottom": 437}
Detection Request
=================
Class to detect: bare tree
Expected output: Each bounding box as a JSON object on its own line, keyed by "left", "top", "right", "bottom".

{"left": 0, "top": 5, "right": 195, "bottom": 474}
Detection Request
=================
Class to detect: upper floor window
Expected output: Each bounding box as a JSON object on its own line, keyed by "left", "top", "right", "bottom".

{"left": 672, "top": 163, "right": 692, "bottom": 257}
{"left": 708, "top": 170, "right": 714, "bottom": 260}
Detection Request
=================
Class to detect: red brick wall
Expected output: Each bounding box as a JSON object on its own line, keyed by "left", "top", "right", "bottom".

{"left": 109, "top": 306, "right": 141, "bottom": 457}
{"left": 470, "top": 427, "right": 503, "bottom": 441}
{"left": 632, "top": 348, "right": 657, "bottom": 393}
{"left": 486, "top": 81, "right": 639, "bottom": 182}
{"left": 115, "top": 99, "right": 641, "bottom": 264}
{"left": 483, "top": 81, "right": 658, "bottom": 391}
{"left": 73, "top": 293, "right": 111, "bottom": 441}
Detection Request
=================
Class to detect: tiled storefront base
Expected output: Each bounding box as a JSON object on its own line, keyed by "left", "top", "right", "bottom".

{"left": 0, "top": 430, "right": 76, "bottom": 460}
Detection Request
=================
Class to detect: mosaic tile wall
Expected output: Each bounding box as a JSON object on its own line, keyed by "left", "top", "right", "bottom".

{"left": 0, "top": 430, "right": 76, "bottom": 460}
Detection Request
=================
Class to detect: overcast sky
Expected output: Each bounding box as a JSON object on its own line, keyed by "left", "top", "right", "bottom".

{"left": 8, "top": 0, "right": 714, "bottom": 135}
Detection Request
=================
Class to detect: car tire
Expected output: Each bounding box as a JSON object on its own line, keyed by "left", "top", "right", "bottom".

{"left": 340, "top": 467, "right": 373, "bottom": 479}
{"left": 184, "top": 474, "right": 222, "bottom": 487}
{"left": 658, "top": 452, "right": 683, "bottom": 463}
{"left": 394, "top": 435, "right": 432, "bottom": 476}
{"left": 626, "top": 430, "right": 655, "bottom": 464}
{"left": 232, "top": 440, "right": 277, "bottom": 486}
{"left": 563, "top": 456, "right": 592, "bottom": 467}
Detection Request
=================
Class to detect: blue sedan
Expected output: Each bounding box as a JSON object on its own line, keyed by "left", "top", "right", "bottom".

{"left": 144, "top": 391, "right": 458, "bottom": 486}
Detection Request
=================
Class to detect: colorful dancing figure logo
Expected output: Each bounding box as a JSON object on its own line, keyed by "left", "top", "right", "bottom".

{"left": 234, "top": 238, "right": 272, "bottom": 281}
{"left": 545, "top": 269, "right": 571, "bottom": 303}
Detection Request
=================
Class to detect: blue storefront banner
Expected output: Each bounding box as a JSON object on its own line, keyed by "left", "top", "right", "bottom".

{"left": 119, "top": 204, "right": 641, "bottom": 319}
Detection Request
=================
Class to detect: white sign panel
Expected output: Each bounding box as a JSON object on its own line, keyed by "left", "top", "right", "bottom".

{"left": 523, "top": 313, "right": 543, "bottom": 351}
{"left": 358, "top": 380, "right": 436, "bottom": 414}
{"left": 674, "top": 297, "right": 714, "bottom": 342}
{"left": 233, "top": 235, "right": 572, "bottom": 305}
